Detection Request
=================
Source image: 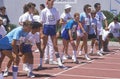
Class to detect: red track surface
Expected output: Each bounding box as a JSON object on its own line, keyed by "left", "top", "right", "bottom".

{"left": 2, "top": 43, "right": 120, "bottom": 79}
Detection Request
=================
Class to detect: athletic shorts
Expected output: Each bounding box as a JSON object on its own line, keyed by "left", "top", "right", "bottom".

{"left": 88, "top": 33, "right": 96, "bottom": 40}
{"left": 61, "top": 29, "right": 70, "bottom": 40}
{"left": 43, "top": 25, "right": 56, "bottom": 36}
{"left": 61, "top": 29, "right": 77, "bottom": 40}
{"left": 0, "top": 37, "right": 12, "bottom": 50}
{"left": 21, "top": 43, "right": 32, "bottom": 53}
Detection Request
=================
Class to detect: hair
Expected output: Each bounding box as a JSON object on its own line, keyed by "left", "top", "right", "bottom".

{"left": 33, "top": 9, "right": 39, "bottom": 15}
{"left": 27, "top": 2, "right": 36, "bottom": 9}
{"left": 31, "top": 22, "right": 42, "bottom": 29}
{"left": 94, "top": 3, "right": 100, "bottom": 8}
{"left": 40, "top": 4, "right": 45, "bottom": 8}
{"left": 0, "top": 6, "right": 6, "bottom": 10}
{"left": 74, "top": 13, "right": 80, "bottom": 17}
{"left": 23, "top": 4, "right": 29, "bottom": 13}
{"left": 113, "top": 16, "right": 118, "bottom": 21}
{"left": 83, "top": 4, "right": 91, "bottom": 12}
{"left": 91, "top": 10, "right": 96, "bottom": 14}
{"left": 23, "top": 20, "right": 32, "bottom": 27}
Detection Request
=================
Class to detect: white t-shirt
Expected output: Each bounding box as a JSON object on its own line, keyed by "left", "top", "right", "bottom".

{"left": 108, "top": 22, "right": 120, "bottom": 37}
{"left": 20, "top": 32, "right": 40, "bottom": 45}
{"left": 19, "top": 12, "right": 33, "bottom": 24}
{"left": 40, "top": 7, "right": 60, "bottom": 25}
{"left": 60, "top": 12, "right": 72, "bottom": 33}
{"left": 95, "top": 11, "right": 106, "bottom": 30}
{"left": 0, "top": 25, "right": 7, "bottom": 38}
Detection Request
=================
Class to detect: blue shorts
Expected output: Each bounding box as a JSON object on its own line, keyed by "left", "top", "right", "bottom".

{"left": 21, "top": 43, "right": 32, "bottom": 53}
{"left": 43, "top": 25, "right": 56, "bottom": 36}
{"left": 0, "top": 37, "right": 12, "bottom": 50}
{"left": 61, "top": 29, "right": 70, "bottom": 40}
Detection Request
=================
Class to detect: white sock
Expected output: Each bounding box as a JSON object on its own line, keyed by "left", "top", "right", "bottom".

{"left": 57, "top": 58, "right": 63, "bottom": 66}
{"left": 72, "top": 50, "right": 77, "bottom": 61}
{"left": 28, "top": 64, "right": 33, "bottom": 73}
{"left": 40, "top": 58, "right": 43, "bottom": 66}
{"left": 4, "top": 67, "right": 8, "bottom": 72}
{"left": 23, "top": 63, "right": 29, "bottom": 71}
{"left": 0, "top": 73, "right": 3, "bottom": 79}
{"left": 12, "top": 66, "right": 18, "bottom": 79}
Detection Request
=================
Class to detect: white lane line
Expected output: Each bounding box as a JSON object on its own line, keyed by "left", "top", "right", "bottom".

{"left": 44, "top": 60, "right": 95, "bottom": 79}
{"left": 94, "top": 61, "right": 120, "bottom": 65}
{"left": 76, "top": 67, "right": 120, "bottom": 72}
{"left": 59, "top": 74, "right": 120, "bottom": 79}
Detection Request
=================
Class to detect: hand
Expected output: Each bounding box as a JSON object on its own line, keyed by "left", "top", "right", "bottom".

{"left": 41, "top": 34, "right": 45, "bottom": 39}
{"left": 105, "top": 27, "right": 109, "bottom": 31}
{"left": 19, "top": 52, "right": 23, "bottom": 57}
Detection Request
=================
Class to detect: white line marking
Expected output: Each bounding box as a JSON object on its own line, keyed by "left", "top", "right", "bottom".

{"left": 59, "top": 74, "right": 120, "bottom": 79}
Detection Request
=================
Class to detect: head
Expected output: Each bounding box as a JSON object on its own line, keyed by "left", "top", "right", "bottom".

{"left": 40, "top": 4, "right": 45, "bottom": 10}
{"left": 64, "top": 4, "right": 72, "bottom": 13}
{"left": 0, "top": 6, "right": 6, "bottom": 15}
{"left": 74, "top": 13, "right": 80, "bottom": 22}
{"left": 94, "top": 3, "right": 101, "bottom": 12}
{"left": 23, "top": 20, "right": 32, "bottom": 32}
{"left": 83, "top": 4, "right": 91, "bottom": 14}
{"left": 27, "top": 2, "right": 36, "bottom": 13}
{"left": 0, "top": 17, "right": 3, "bottom": 26}
{"left": 91, "top": 10, "right": 96, "bottom": 18}
{"left": 113, "top": 16, "right": 118, "bottom": 23}
{"left": 46, "top": 0, "right": 54, "bottom": 8}
{"left": 31, "top": 22, "right": 42, "bottom": 34}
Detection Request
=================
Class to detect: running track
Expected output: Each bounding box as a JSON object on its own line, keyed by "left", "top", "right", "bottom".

{"left": 2, "top": 41, "right": 120, "bottom": 79}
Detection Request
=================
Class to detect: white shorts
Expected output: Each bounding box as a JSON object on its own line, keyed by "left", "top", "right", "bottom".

{"left": 102, "top": 30, "right": 110, "bottom": 41}
{"left": 77, "top": 30, "right": 84, "bottom": 37}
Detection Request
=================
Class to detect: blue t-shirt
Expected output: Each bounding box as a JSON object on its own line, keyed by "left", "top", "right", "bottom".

{"left": 65, "top": 19, "right": 78, "bottom": 32}
{"left": 0, "top": 26, "right": 29, "bottom": 50}
{"left": 80, "top": 12, "right": 91, "bottom": 32}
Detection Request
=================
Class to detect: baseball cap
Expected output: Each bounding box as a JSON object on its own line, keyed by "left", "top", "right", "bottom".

{"left": 64, "top": 4, "right": 72, "bottom": 9}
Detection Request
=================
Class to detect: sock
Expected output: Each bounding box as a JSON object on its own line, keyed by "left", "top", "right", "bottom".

{"left": 72, "top": 50, "right": 77, "bottom": 61}
{"left": 28, "top": 64, "right": 33, "bottom": 73}
{"left": 0, "top": 73, "right": 3, "bottom": 79}
{"left": 55, "top": 53, "right": 63, "bottom": 66}
{"left": 4, "top": 67, "right": 8, "bottom": 72}
{"left": 23, "top": 63, "right": 29, "bottom": 71}
{"left": 39, "top": 58, "right": 43, "bottom": 66}
{"left": 12, "top": 65, "right": 18, "bottom": 79}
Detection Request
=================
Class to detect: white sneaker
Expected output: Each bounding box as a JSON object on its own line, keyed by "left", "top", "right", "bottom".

{"left": 44, "top": 59, "right": 49, "bottom": 64}
{"left": 66, "top": 55, "right": 72, "bottom": 59}
{"left": 3, "top": 70, "right": 8, "bottom": 77}
{"left": 85, "top": 54, "right": 91, "bottom": 61}
{"left": 78, "top": 51, "right": 82, "bottom": 55}
{"left": 62, "top": 55, "right": 67, "bottom": 60}
{"left": 34, "top": 49, "right": 39, "bottom": 53}
{"left": 72, "top": 55, "right": 77, "bottom": 62}
{"left": 27, "top": 72, "right": 35, "bottom": 78}
{"left": 49, "top": 60, "right": 58, "bottom": 65}
{"left": 23, "top": 64, "right": 29, "bottom": 72}
{"left": 97, "top": 51, "right": 103, "bottom": 56}
{"left": 100, "top": 48, "right": 104, "bottom": 53}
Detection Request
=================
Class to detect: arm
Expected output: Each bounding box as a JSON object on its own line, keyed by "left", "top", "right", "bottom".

{"left": 11, "top": 40, "right": 19, "bottom": 54}
{"left": 104, "top": 19, "right": 108, "bottom": 30}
